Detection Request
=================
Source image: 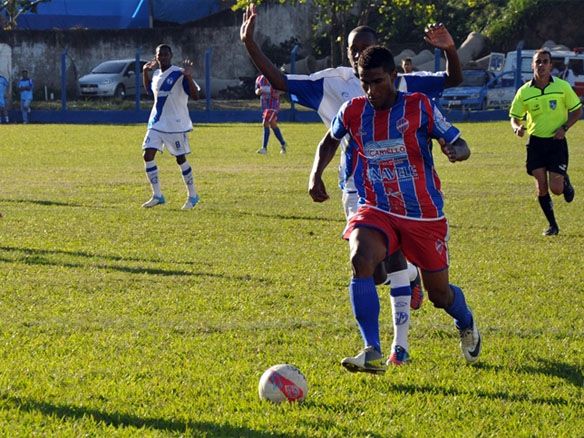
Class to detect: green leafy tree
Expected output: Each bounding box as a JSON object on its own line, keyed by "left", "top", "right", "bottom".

{"left": 234, "top": 0, "right": 376, "bottom": 66}
{"left": 1, "top": 0, "right": 51, "bottom": 30}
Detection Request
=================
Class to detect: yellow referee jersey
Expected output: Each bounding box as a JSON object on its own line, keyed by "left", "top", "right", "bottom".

{"left": 509, "top": 76, "right": 582, "bottom": 137}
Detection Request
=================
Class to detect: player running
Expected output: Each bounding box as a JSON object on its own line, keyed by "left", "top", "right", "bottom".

{"left": 255, "top": 74, "right": 287, "bottom": 154}
{"left": 241, "top": 4, "right": 463, "bottom": 363}
{"left": 309, "top": 45, "right": 480, "bottom": 372}
{"left": 141, "top": 44, "right": 202, "bottom": 210}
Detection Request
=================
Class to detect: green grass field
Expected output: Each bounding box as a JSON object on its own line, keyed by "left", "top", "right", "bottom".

{"left": 0, "top": 121, "right": 582, "bottom": 436}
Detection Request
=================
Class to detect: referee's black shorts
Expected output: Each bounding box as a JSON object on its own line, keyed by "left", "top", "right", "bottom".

{"left": 526, "top": 135, "right": 569, "bottom": 176}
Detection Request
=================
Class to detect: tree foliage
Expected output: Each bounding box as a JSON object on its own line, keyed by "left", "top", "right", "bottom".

{"left": 233, "top": 0, "right": 573, "bottom": 66}
{"left": 1, "top": 0, "right": 51, "bottom": 30}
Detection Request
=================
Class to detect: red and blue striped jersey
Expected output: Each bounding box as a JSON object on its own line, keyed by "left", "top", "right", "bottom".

{"left": 255, "top": 75, "right": 280, "bottom": 111}
{"left": 331, "top": 92, "right": 460, "bottom": 220}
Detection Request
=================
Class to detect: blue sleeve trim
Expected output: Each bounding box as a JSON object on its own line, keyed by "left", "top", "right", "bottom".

{"left": 285, "top": 75, "right": 325, "bottom": 111}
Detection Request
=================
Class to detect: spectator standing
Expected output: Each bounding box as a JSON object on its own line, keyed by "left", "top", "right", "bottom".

{"left": 0, "top": 74, "right": 9, "bottom": 123}
{"left": 401, "top": 57, "right": 415, "bottom": 73}
{"left": 17, "top": 70, "right": 33, "bottom": 124}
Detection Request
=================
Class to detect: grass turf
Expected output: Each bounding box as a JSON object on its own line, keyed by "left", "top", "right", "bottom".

{"left": 0, "top": 121, "right": 582, "bottom": 436}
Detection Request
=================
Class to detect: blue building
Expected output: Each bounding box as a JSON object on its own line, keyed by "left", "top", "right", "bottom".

{"left": 12, "top": 0, "right": 228, "bottom": 30}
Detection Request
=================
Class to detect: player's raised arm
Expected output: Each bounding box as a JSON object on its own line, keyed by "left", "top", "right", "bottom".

{"left": 182, "top": 59, "right": 201, "bottom": 100}
{"left": 142, "top": 59, "right": 157, "bottom": 94}
{"left": 439, "top": 137, "right": 471, "bottom": 163}
{"left": 240, "top": 4, "right": 288, "bottom": 92}
{"left": 309, "top": 130, "right": 341, "bottom": 202}
{"left": 424, "top": 23, "right": 462, "bottom": 87}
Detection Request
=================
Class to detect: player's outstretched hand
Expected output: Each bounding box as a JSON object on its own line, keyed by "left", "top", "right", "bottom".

{"left": 309, "top": 176, "right": 329, "bottom": 203}
{"left": 439, "top": 137, "right": 470, "bottom": 162}
{"left": 424, "top": 23, "right": 455, "bottom": 50}
{"left": 182, "top": 59, "right": 194, "bottom": 77}
{"left": 143, "top": 59, "right": 158, "bottom": 72}
{"left": 240, "top": 4, "right": 257, "bottom": 43}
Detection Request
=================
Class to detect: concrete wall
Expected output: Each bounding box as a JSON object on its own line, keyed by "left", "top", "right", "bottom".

{"left": 0, "top": 3, "right": 313, "bottom": 99}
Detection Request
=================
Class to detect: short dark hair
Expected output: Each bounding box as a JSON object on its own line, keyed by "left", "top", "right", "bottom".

{"left": 358, "top": 46, "right": 395, "bottom": 73}
{"left": 402, "top": 57, "right": 412, "bottom": 63}
{"left": 534, "top": 49, "right": 551, "bottom": 61}
{"left": 156, "top": 44, "right": 172, "bottom": 54}
{"left": 349, "top": 26, "right": 378, "bottom": 42}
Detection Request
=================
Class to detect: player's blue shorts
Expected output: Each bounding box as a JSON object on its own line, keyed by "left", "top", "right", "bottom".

{"left": 0, "top": 95, "right": 5, "bottom": 107}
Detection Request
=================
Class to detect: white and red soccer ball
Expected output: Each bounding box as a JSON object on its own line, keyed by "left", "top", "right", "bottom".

{"left": 258, "top": 364, "right": 308, "bottom": 403}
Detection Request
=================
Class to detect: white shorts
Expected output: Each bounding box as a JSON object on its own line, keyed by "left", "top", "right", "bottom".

{"left": 142, "top": 129, "right": 191, "bottom": 156}
{"left": 342, "top": 190, "right": 360, "bottom": 220}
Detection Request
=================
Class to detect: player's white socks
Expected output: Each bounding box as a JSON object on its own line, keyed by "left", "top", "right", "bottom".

{"left": 388, "top": 269, "right": 412, "bottom": 352}
{"left": 179, "top": 161, "right": 197, "bottom": 197}
{"left": 144, "top": 160, "right": 162, "bottom": 197}
{"left": 407, "top": 262, "right": 418, "bottom": 282}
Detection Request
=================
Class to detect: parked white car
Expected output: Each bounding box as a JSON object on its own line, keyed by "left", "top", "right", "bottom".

{"left": 79, "top": 59, "right": 147, "bottom": 98}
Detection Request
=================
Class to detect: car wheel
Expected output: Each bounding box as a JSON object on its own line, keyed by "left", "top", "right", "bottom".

{"left": 114, "top": 84, "right": 126, "bottom": 99}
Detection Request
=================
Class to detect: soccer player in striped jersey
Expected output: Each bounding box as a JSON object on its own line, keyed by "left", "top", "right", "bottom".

{"left": 255, "top": 74, "right": 287, "bottom": 154}
{"left": 241, "top": 5, "right": 462, "bottom": 352}
{"left": 309, "top": 46, "right": 480, "bottom": 373}
{"left": 141, "top": 44, "right": 202, "bottom": 210}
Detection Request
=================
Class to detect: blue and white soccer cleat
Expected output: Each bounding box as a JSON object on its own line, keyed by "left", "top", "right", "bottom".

{"left": 182, "top": 194, "right": 200, "bottom": 210}
{"left": 142, "top": 195, "right": 165, "bottom": 208}
{"left": 341, "top": 346, "right": 387, "bottom": 374}
{"left": 459, "top": 318, "right": 481, "bottom": 363}
{"left": 257, "top": 147, "right": 267, "bottom": 155}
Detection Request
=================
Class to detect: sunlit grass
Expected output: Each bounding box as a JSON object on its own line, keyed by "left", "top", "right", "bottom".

{"left": 0, "top": 121, "right": 582, "bottom": 436}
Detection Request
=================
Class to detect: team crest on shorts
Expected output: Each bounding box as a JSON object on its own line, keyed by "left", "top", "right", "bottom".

{"left": 435, "top": 239, "right": 445, "bottom": 254}
{"left": 549, "top": 100, "right": 557, "bottom": 110}
{"left": 396, "top": 117, "right": 409, "bottom": 134}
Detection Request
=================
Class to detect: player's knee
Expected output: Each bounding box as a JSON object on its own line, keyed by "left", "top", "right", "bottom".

{"left": 550, "top": 181, "right": 564, "bottom": 195}
{"left": 176, "top": 155, "right": 186, "bottom": 165}
{"left": 143, "top": 148, "right": 156, "bottom": 161}
{"left": 350, "top": 250, "right": 377, "bottom": 278}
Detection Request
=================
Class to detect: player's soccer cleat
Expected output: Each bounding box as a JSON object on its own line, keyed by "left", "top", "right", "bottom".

{"left": 341, "top": 346, "right": 387, "bottom": 374}
{"left": 257, "top": 147, "right": 267, "bottom": 155}
{"left": 563, "top": 174, "right": 575, "bottom": 203}
{"left": 182, "top": 194, "right": 200, "bottom": 210}
{"left": 386, "top": 345, "right": 410, "bottom": 366}
{"left": 141, "top": 195, "right": 165, "bottom": 208}
{"left": 459, "top": 318, "right": 481, "bottom": 363}
{"left": 410, "top": 268, "right": 424, "bottom": 310}
{"left": 543, "top": 225, "right": 559, "bottom": 236}
{"left": 280, "top": 143, "right": 287, "bottom": 154}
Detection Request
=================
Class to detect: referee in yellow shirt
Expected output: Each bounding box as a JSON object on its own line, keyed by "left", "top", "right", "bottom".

{"left": 510, "top": 49, "right": 582, "bottom": 236}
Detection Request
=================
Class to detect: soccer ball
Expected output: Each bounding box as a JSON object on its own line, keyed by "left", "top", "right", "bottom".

{"left": 258, "top": 364, "right": 308, "bottom": 403}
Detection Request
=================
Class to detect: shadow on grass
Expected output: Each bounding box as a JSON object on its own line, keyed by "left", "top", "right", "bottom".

{"left": 237, "top": 210, "right": 345, "bottom": 223}
{"left": 0, "top": 394, "right": 297, "bottom": 437}
{"left": 0, "top": 245, "right": 200, "bottom": 267}
{"left": 1, "top": 198, "right": 84, "bottom": 208}
{"left": 476, "top": 359, "right": 583, "bottom": 388}
{"left": 0, "top": 246, "right": 268, "bottom": 283}
{"left": 380, "top": 381, "right": 582, "bottom": 407}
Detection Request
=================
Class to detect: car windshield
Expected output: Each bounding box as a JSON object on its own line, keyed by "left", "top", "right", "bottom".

{"left": 91, "top": 61, "right": 127, "bottom": 74}
{"left": 460, "top": 71, "right": 488, "bottom": 87}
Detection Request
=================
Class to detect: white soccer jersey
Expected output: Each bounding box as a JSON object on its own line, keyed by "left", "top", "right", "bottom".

{"left": 287, "top": 66, "right": 362, "bottom": 128}
{"left": 147, "top": 65, "right": 193, "bottom": 133}
{"left": 286, "top": 67, "right": 447, "bottom": 193}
